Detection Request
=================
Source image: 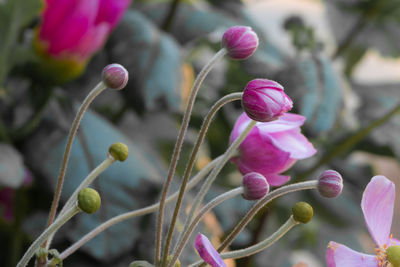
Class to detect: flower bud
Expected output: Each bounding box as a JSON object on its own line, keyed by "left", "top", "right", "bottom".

{"left": 292, "top": 202, "right": 313, "bottom": 224}
{"left": 387, "top": 245, "right": 400, "bottom": 267}
{"left": 242, "top": 172, "right": 269, "bottom": 200}
{"left": 222, "top": 26, "right": 258, "bottom": 60}
{"left": 318, "top": 170, "right": 343, "bottom": 198}
{"left": 102, "top": 64, "right": 129, "bottom": 90}
{"left": 242, "top": 79, "right": 293, "bottom": 122}
{"left": 108, "top": 142, "right": 129, "bottom": 162}
{"left": 78, "top": 188, "right": 101, "bottom": 214}
{"left": 129, "top": 261, "right": 154, "bottom": 267}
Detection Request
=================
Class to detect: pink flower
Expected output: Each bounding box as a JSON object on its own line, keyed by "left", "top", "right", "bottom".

{"left": 230, "top": 112, "right": 316, "bottom": 186}
{"left": 36, "top": 0, "right": 130, "bottom": 63}
{"left": 222, "top": 26, "right": 259, "bottom": 60}
{"left": 326, "top": 176, "right": 400, "bottom": 267}
{"left": 242, "top": 79, "right": 293, "bottom": 122}
{"left": 194, "top": 233, "right": 227, "bottom": 267}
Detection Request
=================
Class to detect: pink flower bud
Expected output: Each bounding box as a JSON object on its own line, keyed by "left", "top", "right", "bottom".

{"left": 242, "top": 172, "right": 269, "bottom": 200}
{"left": 242, "top": 79, "right": 293, "bottom": 122}
{"left": 318, "top": 170, "right": 343, "bottom": 198}
{"left": 194, "top": 233, "right": 227, "bottom": 267}
{"left": 222, "top": 26, "right": 259, "bottom": 60}
{"left": 102, "top": 64, "right": 129, "bottom": 90}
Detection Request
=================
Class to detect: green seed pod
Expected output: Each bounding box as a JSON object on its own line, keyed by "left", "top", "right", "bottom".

{"left": 108, "top": 142, "right": 129, "bottom": 162}
{"left": 167, "top": 255, "right": 181, "bottom": 267}
{"left": 78, "top": 188, "right": 101, "bottom": 214}
{"left": 292, "top": 202, "right": 313, "bottom": 224}
{"left": 387, "top": 245, "right": 400, "bottom": 267}
{"left": 128, "top": 261, "right": 154, "bottom": 267}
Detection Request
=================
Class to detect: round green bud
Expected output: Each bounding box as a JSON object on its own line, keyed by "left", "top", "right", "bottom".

{"left": 78, "top": 188, "right": 101, "bottom": 214}
{"left": 387, "top": 245, "right": 400, "bottom": 267}
{"left": 129, "top": 261, "right": 154, "bottom": 267}
{"left": 108, "top": 142, "right": 129, "bottom": 162}
{"left": 292, "top": 202, "right": 313, "bottom": 224}
{"left": 167, "top": 255, "right": 181, "bottom": 267}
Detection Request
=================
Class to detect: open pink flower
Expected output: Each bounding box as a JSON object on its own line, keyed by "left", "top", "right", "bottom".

{"left": 326, "top": 175, "right": 400, "bottom": 267}
{"left": 36, "top": 0, "right": 130, "bottom": 62}
{"left": 230, "top": 112, "right": 316, "bottom": 186}
{"left": 194, "top": 233, "right": 227, "bottom": 267}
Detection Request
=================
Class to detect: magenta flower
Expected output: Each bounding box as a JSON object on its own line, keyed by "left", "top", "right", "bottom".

{"left": 222, "top": 26, "right": 259, "bottom": 60}
{"left": 230, "top": 112, "right": 316, "bottom": 186}
{"left": 242, "top": 172, "right": 270, "bottom": 200}
{"left": 326, "top": 176, "right": 400, "bottom": 267}
{"left": 194, "top": 233, "right": 227, "bottom": 267}
{"left": 242, "top": 79, "right": 293, "bottom": 122}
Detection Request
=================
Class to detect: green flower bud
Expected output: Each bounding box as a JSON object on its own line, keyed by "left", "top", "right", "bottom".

{"left": 387, "top": 245, "right": 400, "bottom": 267}
{"left": 108, "top": 142, "right": 129, "bottom": 162}
{"left": 167, "top": 255, "right": 181, "bottom": 267}
{"left": 129, "top": 261, "right": 154, "bottom": 267}
{"left": 78, "top": 188, "right": 101, "bottom": 214}
{"left": 292, "top": 202, "right": 313, "bottom": 224}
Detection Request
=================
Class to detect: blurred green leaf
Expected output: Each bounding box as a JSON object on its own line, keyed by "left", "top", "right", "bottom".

{"left": 108, "top": 10, "right": 182, "bottom": 112}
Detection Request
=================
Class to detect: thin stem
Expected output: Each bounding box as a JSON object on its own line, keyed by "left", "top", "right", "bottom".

{"left": 162, "top": 0, "right": 181, "bottom": 31}
{"left": 167, "top": 187, "right": 244, "bottom": 267}
{"left": 188, "top": 216, "right": 298, "bottom": 267}
{"left": 17, "top": 205, "right": 80, "bottom": 267}
{"left": 175, "top": 120, "right": 257, "bottom": 256}
{"left": 59, "top": 156, "right": 222, "bottom": 261}
{"left": 216, "top": 181, "right": 317, "bottom": 254}
{"left": 44, "top": 82, "right": 106, "bottom": 246}
{"left": 45, "top": 156, "right": 115, "bottom": 249}
{"left": 297, "top": 101, "right": 400, "bottom": 180}
{"left": 163, "top": 92, "right": 242, "bottom": 260}
{"left": 156, "top": 48, "right": 226, "bottom": 266}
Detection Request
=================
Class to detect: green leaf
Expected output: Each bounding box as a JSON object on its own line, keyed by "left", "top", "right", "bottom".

{"left": 0, "top": 0, "right": 40, "bottom": 85}
{"left": 108, "top": 10, "right": 183, "bottom": 112}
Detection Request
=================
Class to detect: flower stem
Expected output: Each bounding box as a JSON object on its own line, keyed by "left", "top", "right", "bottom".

{"left": 162, "top": 92, "right": 242, "bottom": 262}
{"left": 167, "top": 187, "right": 244, "bottom": 267}
{"left": 216, "top": 181, "right": 317, "bottom": 254}
{"left": 175, "top": 119, "right": 257, "bottom": 257}
{"left": 188, "top": 216, "right": 298, "bottom": 267}
{"left": 17, "top": 205, "right": 80, "bottom": 267}
{"left": 45, "top": 156, "right": 115, "bottom": 249}
{"left": 44, "top": 82, "right": 106, "bottom": 247}
{"left": 155, "top": 48, "right": 226, "bottom": 266}
{"left": 59, "top": 156, "right": 222, "bottom": 261}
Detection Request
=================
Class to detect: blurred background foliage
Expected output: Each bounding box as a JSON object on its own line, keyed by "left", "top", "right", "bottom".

{"left": 1, "top": 0, "right": 400, "bottom": 266}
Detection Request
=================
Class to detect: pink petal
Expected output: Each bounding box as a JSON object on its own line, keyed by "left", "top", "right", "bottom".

{"left": 96, "top": 0, "right": 131, "bottom": 30}
{"left": 268, "top": 128, "right": 316, "bottom": 159}
{"left": 230, "top": 112, "right": 252, "bottom": 143}
{"left": 326, "top": 241, "right": 377, "bottom": 267}
{"left": 257, "top": 113, "right": 306, "bottom": 133}
{"left": 194, "top": 233, "right": 227, "bottom": 267}
{"left": 72, "top": 23, "right": 110, "bottom": 58}
{"left": 361, "top": 175, "right": 395, "bottom": 247}
{"left": 266, "top": 173, "right": 291, "bottom": 187}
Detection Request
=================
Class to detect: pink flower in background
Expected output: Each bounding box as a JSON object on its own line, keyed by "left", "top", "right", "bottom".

{"left": 36, "top": 0, "right": 130, "bottom": 62}
{"left": 326, "top": 176, "right": 400, "bottom": 267}
{"left": 194, "top": 233, "right": 227, "bottom": 267}
{"left": 230, "top": 112, "right": 316, "bottom": 186}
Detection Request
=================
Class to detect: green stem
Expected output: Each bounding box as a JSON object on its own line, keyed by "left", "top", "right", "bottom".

{"left": 175, "top": 120, "right": 257, "bottom": 258}
{"left": 156, "top": 48, "right": 226, "bottom": 266}
{"left": 162, "top": 0, "right": 181, "bottom": 32}
{"left": 298, "top": 102, "right": 400, "bottom": 180}
{"left": 189, "top": 216, "right": 298, "bottom": 267}
{"left": 59, "top": 156, "right": 222, "bottom": 261}
{"left": 167, "top": 187, "right": 244, "bottom": 267}
{"left": 44, "top": 82, "right": 106, "bottom": 246}
{"left": 45, "top": 156, "right": 115, "bottom": 249}
{"left": 17, "top": 205, "right": 80, "bottom": 267}
{"left": 163, "top": 92, "right": 242, "bottom": 261}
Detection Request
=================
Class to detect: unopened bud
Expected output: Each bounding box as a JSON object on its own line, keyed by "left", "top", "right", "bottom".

{"left": 242, "top": 172, "right": 269, "bottom": 200}
{"left": 387, "top": 245, "right": 400, "bottom": 267}
{"left": 102, "top": 63, "right": 129, "bottom": 90}
{"left": 292, "top": 202, "right": 313, "bottom": 224}
{"left": 78, "top": 188, "right": 101, "bottom": 214}
{"left": 242, "top": 79, "right": 293, "bottom": 122}
{"left": 108, "top": 142, "right": 129, "bottom": 162}
{"left": 318, "top": 170, "right": 343, "bottom": 198}
{"left": 222, "top": 26, "right": 258, "bottom": 60}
